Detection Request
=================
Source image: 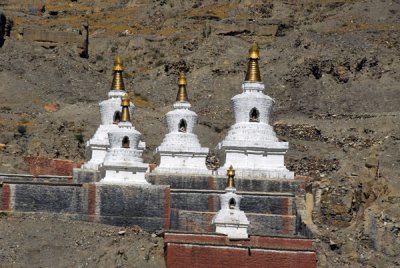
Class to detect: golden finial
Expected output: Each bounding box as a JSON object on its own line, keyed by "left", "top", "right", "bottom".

{"left": 120, "top": 94, "right": 130, "bottom": 122}
{"left": 245, "top": 42, "right": 262, "bottom": 82}
{"left": 114, "top": 55, "right": 124, "bottom": 71}
{"left": 227, "top": 165, "right": 235, "bottom": 188}
{"left": 248, "top": 42, "right": 260, "bottom": 60}
{"left": 176, "top": 71, "right": 189, "bottom": 102}
{"left": 111, "top": 55, "right": 125, "bottom": 91}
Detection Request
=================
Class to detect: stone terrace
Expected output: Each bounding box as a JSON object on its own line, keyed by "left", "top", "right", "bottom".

{"left": 0, "top": 171, "right": 316, "bottom": 267}
{"left": 0, "top": 171, "right": 313, "bottom": 238}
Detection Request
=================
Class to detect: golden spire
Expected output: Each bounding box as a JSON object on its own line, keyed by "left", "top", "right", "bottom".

{"left": 120, "top": 94, "right": 130, "bottom": 122}
{"left": 111, "top": 55, "right": 125, "bottom": 91}
{"left": 176, "top": 71, "right": 189, "bottom": 102}
{"left": 245, "top": 42, "right": 262, "bottom": 82}
{"left": 114, "top": 55, "right": 123, "bottom": 71}
{"left": 227, "top": 165, "right": 235, "bottom": 188}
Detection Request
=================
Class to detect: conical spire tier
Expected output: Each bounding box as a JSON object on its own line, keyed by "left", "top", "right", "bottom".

{"left": 111, "top": 55, "right": 125, "bottom": 91}
{"left": 176, "top": 72, "right": 189, "bottom": 102}
{"left": 245, "top": 43, "right": 262, "bottom": 82}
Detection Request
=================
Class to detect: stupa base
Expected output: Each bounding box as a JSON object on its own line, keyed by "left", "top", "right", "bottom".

{"left": 99, "top": 169, "right": 149, "bottom": 185}
{"left": 218, "top": 166, "right": 294, "bottom": 179}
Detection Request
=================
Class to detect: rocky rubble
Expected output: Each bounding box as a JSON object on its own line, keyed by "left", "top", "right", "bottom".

{"left": 0, "top": 214, "right": 165, "bottom": 267}
{"left": 288, "top": 157, "right": 339, "bottom": 178}
{"left": 311, "top": 147, "right": 400, "bottom": 267}
{"left": 274, "top": 122, "right": 326, "bottom": 142}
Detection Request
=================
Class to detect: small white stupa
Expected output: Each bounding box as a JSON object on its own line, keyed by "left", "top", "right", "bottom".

{"left": 217, "top": 43, "right": 294, "bottom": 179}
{"left": 83, "top": 56, "right": 138, "bottom": 170}
{"left": 99, "top": 94, "right": 149, "bottom": 185}
{"left": 154, "top": 72, "right": 210, "bottom": 175}
{"left": 212, "top": 166, "right": 249, "bottom": 239}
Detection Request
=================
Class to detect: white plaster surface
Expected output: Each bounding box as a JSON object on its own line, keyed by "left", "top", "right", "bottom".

{"left": 99, "top": 169, "right": 148, "bottom": 185}
{"left": 212, "top": 188, "right": 250, "bottom": 239}
{"left": 82, "top": 147, "right": 107, "bottom": 170}
{"left": 83, "top": 89, "right": 135, "bottom": 171}
{"left": 154, "top": 101, "right": 210, "bottom": 175}
{"left": 100, "top": 121, "right": 149, "bottom": 185}
{"left": 82, "top": 124, "right": 119, "bottom": 170}
{"left": 218, "top": 82, "right": 294, "bottom": 179}
{"left": 100, "top": 90, "right": 134, "bottom": 125}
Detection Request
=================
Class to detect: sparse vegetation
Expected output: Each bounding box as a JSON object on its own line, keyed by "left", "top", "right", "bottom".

{"left": 74, "top": 133, "right": 84, "bottom": 143}
{"left": 17, "top": 125, "right": 27, "bottom": 135}
{"left": 1, "top": 106, "right": 12, "bottom": 111}
{"left": 96, "top": 54, "right": 104, "bottom": 61}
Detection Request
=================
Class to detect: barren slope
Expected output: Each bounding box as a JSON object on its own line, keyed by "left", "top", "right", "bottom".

{"left": 0, "top": 0, "right": 399, "bottom": 267}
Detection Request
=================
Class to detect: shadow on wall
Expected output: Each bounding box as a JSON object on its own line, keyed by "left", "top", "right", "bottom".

{"left": 0, "top": 13, "right": 5, "bottom": 47}
{"left": 0, "top": 13, "right": 12, "bottom": 48}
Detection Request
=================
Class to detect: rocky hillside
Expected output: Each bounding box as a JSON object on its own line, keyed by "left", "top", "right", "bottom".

{"left": 0, "top": 0, "right": 399, "bottom": 267}
{"left": 0, "top": 214, "right": 165, "bottom": 267}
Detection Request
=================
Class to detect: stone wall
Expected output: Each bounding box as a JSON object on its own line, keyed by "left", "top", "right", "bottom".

{"left": 24, "top": 156, "right": 83, "bottom": 176}
{"left": 169, "top": 189, "right": 299, "bottom": 235}
{"left": 0, "top": 181, "right": 170, "bottom": 231}
{"left": 170, "top": 190, "right": 294, "bottom": 214}
{"left": 22, "top": 27, "right": 81, "bottom": 43}
{"left": 73, "top": 168, "right": 101, "bottom": 184}
{"left": 165, "top": 243, "right": 316, "bottom": 268}
{"left": 96, "top": 184, "right": 169, "bottom": 229}
{"left": 170, "top": 210, "right": 297, "bottom": 235}
{"left": 13, "top": 183, "right": 88, "bottom": 215}
{"left": 0, "top": 172, "right": 312, "bottom": 237}
{"left": 0, "top": 173, "right": 72, "bottom": 184}
{"left": 19, "top": 25, "right": 89, "bottom": 57}
{"left": 164, "top": 232, "right": 317, "bottom": 268}
{"left": 147, "top": 173, "right": 305, "bottom": 193}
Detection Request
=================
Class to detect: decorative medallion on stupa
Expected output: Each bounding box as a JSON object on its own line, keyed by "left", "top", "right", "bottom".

{"left": 82, "top": 56, "right": 139, "bottom": 170}
{"left": 217, "top": 43, "right": 294, "bottom": 179}
{"left": 99, "top": 94, "right": 149, "bottom": 185}
{"left": 153, "top": 72, "right": 210, "bottom": 175}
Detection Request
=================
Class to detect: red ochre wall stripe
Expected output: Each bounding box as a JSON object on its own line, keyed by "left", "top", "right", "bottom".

{"left": 207, "top": 176, "right": 216, "bottom": 190}
{"left": 87, "top": 183, "right": 97, "bottom": 222}
{"left": 165, "top": 243, "right": 317, "bottom": 268}
{"left": 2, "top": 184, "right": 11, "bottom": 211}
{"left": 164, "top": 187, "right": 171, "bottom": 229}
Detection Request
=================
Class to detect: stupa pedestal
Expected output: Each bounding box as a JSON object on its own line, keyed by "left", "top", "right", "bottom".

{"left": 154, "top": 73, "right": 210, "bottom": 175}
{"left": 217, "top": 44, "right": 293, "bottom": 179}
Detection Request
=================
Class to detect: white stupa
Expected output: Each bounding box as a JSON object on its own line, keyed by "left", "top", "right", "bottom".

{"left": 82, "top": 56, "right": 142, "bottom": 170}
{"left": 212, "top": 166, "right": 249, "bottom": 239}
{"left": 99, "top": 94, "right": 149, "bottom": 185}
{"left": 217, "top": 43, "right": 294, "bottom": 179}
{"left": 154, "top": 72, "right": 210, "bottom": 175}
